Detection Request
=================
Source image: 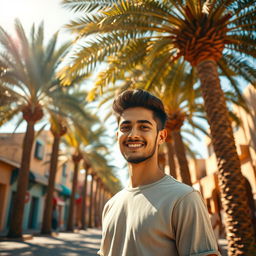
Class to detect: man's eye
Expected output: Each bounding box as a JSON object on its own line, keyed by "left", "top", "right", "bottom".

{"left": 120, "top": 126, "right": 130, "bottom": 132}
{"left": 141, "top": 125, "right": 150, "bottom": 130}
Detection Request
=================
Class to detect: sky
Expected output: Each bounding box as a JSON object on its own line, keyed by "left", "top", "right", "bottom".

{"left": 1, "top": 1, "right": 250, "bottom": 187}
{"left": 0, "top": 0, "right": 128, "bottom": 185}
{"left": 0, "top": 0, "right": 69, "bottom": 36}
{"left": 0, "top": 0, "right": 73, "bottom": 133}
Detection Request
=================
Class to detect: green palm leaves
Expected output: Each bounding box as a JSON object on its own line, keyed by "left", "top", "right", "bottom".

{"left": 60, "top": 0, "right": 255, "bottom": 90}
{"left": 0, "top": 19, "right": 121, "bottom": 237}
{"left": 60, "top": 0, "right": 256, "bottom": 254}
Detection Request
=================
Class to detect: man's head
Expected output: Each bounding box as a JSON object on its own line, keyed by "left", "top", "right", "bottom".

{"left": 112, "top": 89, "right": 167, "bottom": 131}
{"left": 113, "top": 89, "right": 168, "bottom": 164}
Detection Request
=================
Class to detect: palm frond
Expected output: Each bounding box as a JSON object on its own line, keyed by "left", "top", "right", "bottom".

{"left": 61, "top": 0, "right": 116, "bottom": 13}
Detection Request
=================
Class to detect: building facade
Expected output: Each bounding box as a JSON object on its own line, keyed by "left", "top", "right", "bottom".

{"left": 188, "top": 85, "right": 256, "bottom": 235}
{"left": 0, "top": 130, "right": 74, "bottom": 233}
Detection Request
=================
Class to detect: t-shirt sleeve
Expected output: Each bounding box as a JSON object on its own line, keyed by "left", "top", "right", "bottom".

{"left": 172, "top": 190, "right": 221, "bottom": 256}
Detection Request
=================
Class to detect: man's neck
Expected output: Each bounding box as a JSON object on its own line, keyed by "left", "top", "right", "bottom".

{"left": 127, "top": 159, "right": 165, "bottom": 188}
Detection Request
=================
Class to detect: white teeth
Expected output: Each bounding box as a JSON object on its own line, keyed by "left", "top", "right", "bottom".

{"left": 127, "top": 144, "right": 143, "bottom": 148}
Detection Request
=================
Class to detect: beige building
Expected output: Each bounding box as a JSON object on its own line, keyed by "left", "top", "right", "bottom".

{"left": 0, "top": 130, "right": 75, "bottom": 232}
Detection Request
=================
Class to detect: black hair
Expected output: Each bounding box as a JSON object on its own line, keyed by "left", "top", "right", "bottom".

{"left": 112, "top": 89, "right": 167, "bottom": 130}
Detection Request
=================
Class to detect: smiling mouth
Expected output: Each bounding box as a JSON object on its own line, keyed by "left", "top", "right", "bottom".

{"left": 127, "top": 144, "right": 143, "bottom": 148}
{"left": 125, "top": 141, "right": 145, "bottom": 149}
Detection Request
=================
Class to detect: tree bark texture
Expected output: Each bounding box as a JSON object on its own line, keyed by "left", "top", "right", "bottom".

{"left": 197, "top": 60, "right": 256, "bottom": 256}
{"left": 41, "top": 135, "right": 60, "bottom": 234}
{"left": 172, "top": 130, "right": 192, "bottom": 186}
{"left": 98, "top": 184, "right": 104, "bottom": 227}
{"left": 81, "top": 168, "right": 88, "bottom": 230}
{"left": 7, "top": 122, "right": 35, "bottom": 238}
{"left": 88, "top": 174, "right": 95, "bottom": 228}
{"left": 166, "top": 141, "right": 177, "bottom": 178}
{"left": 67, "top": 157, "right": 80, "bottom": 231}
{"left": 94, "top": 178, "right": 101, "bottom": 227}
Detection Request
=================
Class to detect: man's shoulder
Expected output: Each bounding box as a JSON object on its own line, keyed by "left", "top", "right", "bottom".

{"left": 104, "top": 189, "right": 126, "bottom": 206}
{"left": 137, "top": 175, "right": 196, "bottom": 208}
{"left": 160, "top": 175, "right": 195, "bottom": 197}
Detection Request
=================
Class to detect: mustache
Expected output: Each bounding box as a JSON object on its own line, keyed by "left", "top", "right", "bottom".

{"left": 125, "top": 139, "right": 145, "bottom": 143}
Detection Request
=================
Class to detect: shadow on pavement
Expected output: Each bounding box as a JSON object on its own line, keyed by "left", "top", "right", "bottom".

{"left": 0, "top": 229, "right": 229, "bottom": 256}
{"left": 0, "top": 228, "right": 102, "bottom": 256}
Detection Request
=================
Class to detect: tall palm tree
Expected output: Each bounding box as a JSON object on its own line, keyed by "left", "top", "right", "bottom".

{"left": 153, "top": 62, "right": 198, "bottom": 186}
{"left": 96, "top": 61, "right": 244, "bottom": 187}
{"left": 0, "top": 20, "right": 72, "bottom": 238}
{"left": 60, "top": 1, "right": 256, "bottom": 253}
{"left": 81, "top": 160, "right": 91, "bottom": 230}
{"left": 86, "top": 151, "right": 122, "bottom": 227}
{"left": 41, "top": 88, "right": 97, "bottom": 234}
{"left": 63, "top": 119, "right": 107, "bottom": 231}
{"left": 41, "top": 117, "right": 67, "bottom": 235}
{"left": 78, "top": 126, "right": 115, "bottom": 230}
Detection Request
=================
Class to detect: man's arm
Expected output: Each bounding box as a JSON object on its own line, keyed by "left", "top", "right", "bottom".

{"left": 172, "top": 190, "right": 221, "bottom": 256}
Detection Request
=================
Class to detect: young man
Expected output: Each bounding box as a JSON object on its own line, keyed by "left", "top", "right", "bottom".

{"left": 98, "top": 89, "right": 220, "bottom": 256}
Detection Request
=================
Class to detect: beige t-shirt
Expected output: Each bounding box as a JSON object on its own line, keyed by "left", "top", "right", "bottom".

{"left": 98, "top": 175, "right": 220, "bottom": 256}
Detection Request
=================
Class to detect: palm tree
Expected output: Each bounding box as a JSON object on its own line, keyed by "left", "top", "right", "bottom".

{"left": 64, "top": 118, "right": 122, "bottom": 230}
{"left": 95, "top": 61, "right": 244, "bottom": 187}
{"left": 153, "top": 62, "right": 198, "bottom": 186}
{"left": 78, "top": 127, "right": 114, "bottom": 230}
{"left": 81, "top": 160, "right": 91, "bottom": 230}
{"left": 41, "top": 88, "right": 97, "bottom": 234}
{"left": 63, "top": 118, "right": 105, "bottom": 231}
{"left": 60, "top": 1, "right": 256, "bottom": 253}
{"left": 86, "top": 151, "right": 122, "bottom": 227}
{"left": 0, "top": 20, "right": 72, "bottom": 238}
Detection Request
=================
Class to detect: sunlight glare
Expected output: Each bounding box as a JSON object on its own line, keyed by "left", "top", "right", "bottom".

{"left": 0, "top": 0, "right": 69, "bottom": 36}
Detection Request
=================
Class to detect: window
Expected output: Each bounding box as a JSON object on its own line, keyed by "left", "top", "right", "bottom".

{"left": 34, "top": 140, "right": 44, "bottom": 160}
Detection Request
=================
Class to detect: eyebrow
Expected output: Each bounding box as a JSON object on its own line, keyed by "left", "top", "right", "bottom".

{"left": 120, "top": 120, "right": 153, "bottom": 126}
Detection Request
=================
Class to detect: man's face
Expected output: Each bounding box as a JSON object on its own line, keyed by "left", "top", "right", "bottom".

{"left": 117, "top": 107, "right": 166, "bottom": 164}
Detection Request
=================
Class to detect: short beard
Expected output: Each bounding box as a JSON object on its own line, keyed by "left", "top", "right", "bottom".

{"left": 126, "top": 152, "right": 154, "bottom": 164}
{"left": 122, "top": 133, "right": 159, "bottom": 164}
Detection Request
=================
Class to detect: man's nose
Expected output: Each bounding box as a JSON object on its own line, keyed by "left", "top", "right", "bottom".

{"left": 127, "top": 127, "right": 140, "bottom": 138}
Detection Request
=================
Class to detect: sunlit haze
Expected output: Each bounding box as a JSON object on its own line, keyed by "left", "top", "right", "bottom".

{"left": 0, "top": 0, "right": 69, "bottom": 37}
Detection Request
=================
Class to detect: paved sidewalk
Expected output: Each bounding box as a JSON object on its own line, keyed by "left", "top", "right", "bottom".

{"left": 0, "top": 228, "right": 101, "bottom": 256}
{"left": 0, "top": 229, "right": 228, "bottom": 256}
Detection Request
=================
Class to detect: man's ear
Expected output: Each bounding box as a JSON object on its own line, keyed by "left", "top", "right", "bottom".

{"left": 116, "top": 131, "right": 118, "bottom": 138}
{"left": 159, "top": 129, "right": 167, "bottom": 144}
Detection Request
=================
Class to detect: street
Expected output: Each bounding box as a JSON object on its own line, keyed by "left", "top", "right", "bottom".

{"left": 0, "top": 228, "right": 228, "bottom": 256}
{"left": 0, "top": 229, "right": 101, "bottom": 256}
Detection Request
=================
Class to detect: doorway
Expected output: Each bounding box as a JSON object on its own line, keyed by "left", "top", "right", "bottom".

{"left": 28, "top": 196, "right": 39, "bottom": 229}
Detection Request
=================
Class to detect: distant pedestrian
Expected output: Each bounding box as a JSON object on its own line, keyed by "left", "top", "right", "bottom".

{"left": 51, "top": 204, "right": 58, "bottom": 231}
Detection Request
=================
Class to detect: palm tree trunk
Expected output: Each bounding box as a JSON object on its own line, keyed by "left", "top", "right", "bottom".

{"left": 7, "top": 121, "right": 35, "bottom": 238}
{"left": 166, "top": 141, "right": 177, "bottom": 178}
{"left": 98, "top": 183, "right": 104, "bottom": 227}
{"left": 172, "top": 130, "right": 192, "bottom": 186}
{"left": 94, "top": 178, "right": 101, "bottom": 227}
{"left": 81, "top": 168, "right": 88, "bottom": 230}
{"left": 88, "top": 173, "right": 95, "bottom": 228}
{"left": 67, "top": 155, "right": 81, "bottom": 231}
{"left": 197, "top": 59, "right": 256, "bottom": 255}
{"left": 41, "top": 135, "right": 60, "bottom": 234}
